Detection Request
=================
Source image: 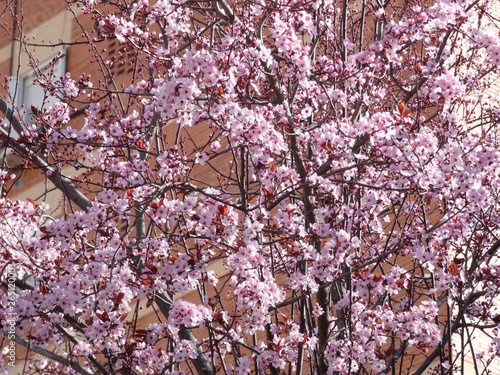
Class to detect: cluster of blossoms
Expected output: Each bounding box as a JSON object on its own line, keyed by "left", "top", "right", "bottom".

{"left": 1, "top": 0, "right": 500, "bottom": 374}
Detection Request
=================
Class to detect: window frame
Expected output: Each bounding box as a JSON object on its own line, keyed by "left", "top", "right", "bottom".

{"left": 2, "top": 51, "right": 66, "bottom": 166}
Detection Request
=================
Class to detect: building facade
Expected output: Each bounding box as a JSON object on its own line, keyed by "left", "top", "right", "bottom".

{"left": 1, "top": 0, "right": 500, "bottom": 374}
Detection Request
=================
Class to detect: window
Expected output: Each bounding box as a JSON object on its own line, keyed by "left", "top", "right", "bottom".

{"left": 1, "top": 52, "right": 66, "bottom": 166}
{"left": 8, "top": 51, "right": 66, "bottom": 126}
{"left": 106, "top": 39, "right": 134, "bottom": 84}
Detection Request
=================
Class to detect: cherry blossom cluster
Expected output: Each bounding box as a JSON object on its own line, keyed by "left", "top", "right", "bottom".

{"left": 1, "top": 0, "right": 500, "bottom": 374}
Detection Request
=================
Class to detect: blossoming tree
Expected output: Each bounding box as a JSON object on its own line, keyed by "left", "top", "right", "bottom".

{"left": 1, "top": 0, "right": 500, "bottom": 374}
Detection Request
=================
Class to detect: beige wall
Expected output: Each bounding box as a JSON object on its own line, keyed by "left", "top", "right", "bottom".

{"left": 2, "top": 0, "right": 500, "bottom": 374}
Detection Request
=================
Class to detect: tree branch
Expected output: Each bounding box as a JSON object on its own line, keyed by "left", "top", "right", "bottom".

{"left": 155, "top": 292, "right": 214, "bottom": 375}
{"left": 10, "top": 334, "right": 95, "bottom": 375}
{"left": 0, "top": 96, "right": 92, "bottom": 212}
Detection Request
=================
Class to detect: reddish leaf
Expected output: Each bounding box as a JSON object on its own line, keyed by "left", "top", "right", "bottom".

{"left": 384, "top": 345, "right": 395, "bottom": 359}
{"left": 147, "top": 264, "right": 158, "bottom": 274}
{"left": 124, "top": 343, "right": 136, "bottom": 356}
{"left": 449, "top": 261, "right": 459, "bottom": 276}
{"left": 26, "top": 198, "right": 36, "bottom": 208}
{"left": 136, "top": 139, "right": 146, "bottom": 149}
{"left": 119, "top": 312, "right": 129, "bottom": 321}
{"left": 30, "top": 105, "right": 41, "bottom": 117}
{"left": 114, "top": 292, "right": 125, "bottom": 304}
{"left": 96, "top": 311, "right": 110, "bottom": 321}
{"left": 397, "top": 102, "right": 405, "bottom": 114}
{"left": 134, "top": 329, "right": 148, "bottom": 337}
{"left": 218, "top": 204, "right": 228, "bottom": 217}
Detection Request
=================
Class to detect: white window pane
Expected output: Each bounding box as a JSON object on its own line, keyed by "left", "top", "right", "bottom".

{"left": 21, "top": 56, "right": 65, "bottom": 125}
{"left": 22, "top": 72, "right": 46, "bottom": 124}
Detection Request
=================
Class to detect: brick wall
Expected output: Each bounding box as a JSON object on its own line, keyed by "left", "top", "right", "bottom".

{"left": 1, "top": 1, "right": 500, "bottom": 374}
